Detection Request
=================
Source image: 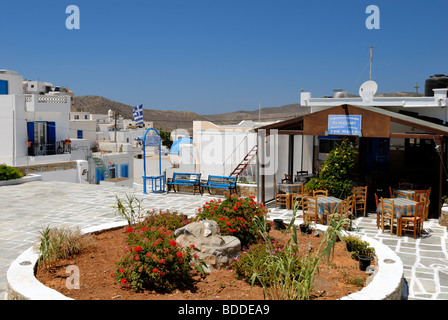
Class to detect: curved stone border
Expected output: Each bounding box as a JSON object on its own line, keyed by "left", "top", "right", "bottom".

{"left": 312, "top": 224, "right": 403, "bottom": 300}
{"left": 0, "top": 174, "right": 41, "bottom": 187}
{"left": 7, "top": 221, "right": 403, "bottom": 300}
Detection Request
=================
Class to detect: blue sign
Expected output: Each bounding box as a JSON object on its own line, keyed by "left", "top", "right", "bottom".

{"left": 145, "top": 135, "right": 161, "bottom": 147}
{"left": 328, "top": 115, "right": 362, "bottom": 136}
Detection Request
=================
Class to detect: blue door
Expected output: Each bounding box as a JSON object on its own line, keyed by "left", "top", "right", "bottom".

{"left": 95, "top": 168, "right": 105, "bottom": 184}
{"left": 27, "top": 122, "right": 35, "bottom": 156}
{"left": 120, "top": 164, "right": 129, "bottom": 178}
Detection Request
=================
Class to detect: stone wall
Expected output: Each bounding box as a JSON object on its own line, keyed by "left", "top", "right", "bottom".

{"left": 167, "top": 183, "right": 257, "bottom": 198}
{"left": 16, "top": 161, "right": 77, "bottom": 175}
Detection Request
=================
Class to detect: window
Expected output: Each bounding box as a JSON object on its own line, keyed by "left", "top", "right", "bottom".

{"left": 318, "top": 137, "right": 341, "bottom": 154}
{"left": 0, "top": 80, "right": 8, "bottom": 95}
{"left": 84, "top": 115, "right": 88, "bottom": 119}
{"left": 74, "top": 115, "right": 79, "bottom": 120}
{"left": 77, "top": 130, "right": 83, "bottom": 139}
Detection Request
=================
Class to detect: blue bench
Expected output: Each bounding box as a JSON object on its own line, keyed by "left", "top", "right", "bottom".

{"left": 201, "top": 175, "right": 237, "bottom": 195}
{"left": 166, "top": 172, "right": 202, "bottom": 195}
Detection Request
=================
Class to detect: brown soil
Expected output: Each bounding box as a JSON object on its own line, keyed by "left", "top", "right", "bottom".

{"left": 35, "top": 225, "right": 372, "bottom": 300}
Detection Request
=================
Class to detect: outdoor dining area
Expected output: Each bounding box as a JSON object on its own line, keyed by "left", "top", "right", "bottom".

{"left": 274, "top": 174, "right": 368, "bottom": 226}
{"left": 274, "top": 176, "right": 431, "bottom": 239}
{"left": 375, "top": 183, "right": 431, "bottom": 239}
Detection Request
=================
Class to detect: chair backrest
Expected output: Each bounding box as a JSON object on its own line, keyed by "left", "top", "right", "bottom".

{"left": 415, "top": 201, "right": 425, "bottom": 218}
{"left": 374, "top": 193, "right": 379, "bottom": 207}
{"left": 282, "top": 174, "right": 292, "bottom": 183}
{"left": 414, "top": 190, "right": 429, "bottom": 202}
{"left": 345, "top": 195, "right": 354, "bottom": 215}
{"left": 389, "top": 186, "right": 393, "bottom": 198}
{"left": 380, "top": 198, "right": 394, "bottom": 217}
{"left": 313, "top": 190, "right": 328, "bottom": 197}
{"left": 303, "top": 197, "right": 317, "bottom": 213}
{"left": 353, "top": 186, "right": 367, "bottom": 201}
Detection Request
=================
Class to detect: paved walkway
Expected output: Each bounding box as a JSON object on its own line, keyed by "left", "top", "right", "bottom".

{"left": 1, "top": 181, "right": 447, "bottom": 300}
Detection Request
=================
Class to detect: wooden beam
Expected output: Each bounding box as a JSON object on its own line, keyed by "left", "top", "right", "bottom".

{"left": 390, "top": 133, "right": 444, "bottom": 141}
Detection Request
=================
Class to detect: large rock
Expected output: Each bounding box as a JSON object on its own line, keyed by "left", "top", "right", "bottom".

{"left": 174, "top": 220, "right": 241, "bottom": 271}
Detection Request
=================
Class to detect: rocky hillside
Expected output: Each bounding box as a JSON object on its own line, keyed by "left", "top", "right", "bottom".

{"left": 73, "top": 96, "right": 307, "bottom": 131}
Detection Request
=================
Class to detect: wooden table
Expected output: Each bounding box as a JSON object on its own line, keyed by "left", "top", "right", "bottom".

{"left": 377, "top": 198, "right": 418, "bottom": 219}
{"left": 316, "top": 196, "right": 343, "bottom": 223}
{"left": 278, "top": 183, "right": 304, "bottom": 194}
{"left": 393, "top": 189, "right": 415, "bottom": 200}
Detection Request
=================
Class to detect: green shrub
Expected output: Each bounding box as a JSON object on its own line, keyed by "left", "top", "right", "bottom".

{"left": 144, "top": 209, "right": 193, "bottom": 231}
{"left": 0, "top": 164, "right": 23, "bottom": 181}
{"left": 343, "top": 234, "right": 375, "bottom": 260}
{"left": 195, "top": 194, "right": 269, "bottom": 247}
{"left": 305, "top": 139, "right": 357, "bottom": 199}
{"left": 37, "top": 225, "right": 95, "bottom": 269}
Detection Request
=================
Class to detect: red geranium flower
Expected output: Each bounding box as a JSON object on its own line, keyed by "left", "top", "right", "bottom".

{"left": 134, "top": 246, "right": 142, "bottom": 252}
{"left": 152, "top": 268, "right": 159, "bottom": 273}
{"left": 176, "top": 252, "right": 182, "bottom": 258}
{"left": 126, "top": 227, "right": 133, "bottom": 233}
{"left": 121, "top": 278, "right": 127, "bottom": 283}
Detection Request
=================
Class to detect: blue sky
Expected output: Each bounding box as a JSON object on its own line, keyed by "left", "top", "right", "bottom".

{"left": 1, "top": 0, "right": 447, "bottom": 114}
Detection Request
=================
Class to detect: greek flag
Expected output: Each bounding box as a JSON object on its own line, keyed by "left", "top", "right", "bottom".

{"left": 132, "top": 104, "right": 144, "bottom": 125}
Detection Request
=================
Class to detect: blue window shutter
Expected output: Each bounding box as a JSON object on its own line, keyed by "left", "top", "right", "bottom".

{"left": 120, "top": 164, "right": 129, "bottom": 178}
{"left": 47, "top": 122, "right": 56, "bottom": 154}
{"left": 0, "top": 80, "right": 8, "bottom": 95}
{"left": 27, "top": 122, "right": 34, "bottom": 156}
{"left": 77, "top": 130, "right": 83, "bottom": 139}
{"left": 27, "top": 122, "right": 35, "bottom": 142}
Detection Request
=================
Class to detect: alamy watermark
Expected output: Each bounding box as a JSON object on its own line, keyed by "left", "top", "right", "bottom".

{"left": 66, "top": 5, "right": 80, "bottom": 30}
{"left": 66, "top": 265, "right": 80, "bottom": 289}
{"left": 365, "top": 5, "right": 380, "bottom": 30}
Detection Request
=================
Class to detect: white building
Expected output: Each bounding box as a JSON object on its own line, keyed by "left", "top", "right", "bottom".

{"left": 0, "top": 70, "right": 72, "bottom": 167}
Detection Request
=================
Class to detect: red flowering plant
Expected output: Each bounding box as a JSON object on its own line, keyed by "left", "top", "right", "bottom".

{"left": 113, "top": 210, "right": 204, "bottom": 292}
{"left": 195, "top": 194, "right": 270, "bottom": 247}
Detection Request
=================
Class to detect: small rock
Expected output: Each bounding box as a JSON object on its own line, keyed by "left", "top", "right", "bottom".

{"left": 111, "top": 295, "right": 122, "bottom": 299}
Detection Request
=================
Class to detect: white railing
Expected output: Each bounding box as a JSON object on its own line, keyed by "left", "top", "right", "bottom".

{"left": 25, "top": 94, "right": 68, "bottom": 104}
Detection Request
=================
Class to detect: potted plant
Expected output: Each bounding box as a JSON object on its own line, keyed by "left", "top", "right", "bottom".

{"left": 299, "top": 221, "right": 311, "bottom": 234}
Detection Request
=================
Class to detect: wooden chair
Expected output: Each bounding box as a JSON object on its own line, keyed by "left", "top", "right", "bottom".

{"left": 274, "top": 179, "right": 290, "bottom": 209}
{"left": 389, "top": 186, "right": 394, "bottom": 198}
{"left": 291, "top": 183, "right": 306, "bottom": 210}
{"left": 281, "top": 174, "right": 292, "bottom": 184}
{"left": 413, "top": 190, "right": 428, "bottom": 202}
{"left": 313, "top": 190, "right": 328, "bottom": 197}
{"left": 353, "top": 186, "right": 368, "bottom": 217}
{"left": 374, "top": 193, "right": 381, "bottom": 228}
{"left": 380, "top": 198, "right": 397, "bottom": 235}
{"left": 302, "top": 196, "right": 319, "bottom": 225}
{"left": 398, "top": 201, "right": 425, "bottom": 239}
{"left": 343, "top": 195, "right": 355, "bottom": 229}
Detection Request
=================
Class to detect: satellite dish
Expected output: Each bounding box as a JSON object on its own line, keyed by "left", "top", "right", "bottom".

{"left": 359, "top": 80, "right": 378, "bottom": 98}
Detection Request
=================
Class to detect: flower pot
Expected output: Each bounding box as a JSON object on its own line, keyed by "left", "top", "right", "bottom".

{"left": 358, "top": 255, "right": 373, "bottom": 271}
{"left": 273, "top": 219, "right": 285, "bottom": 230}
{"left": 299, "top": 224, "right": 311, "bottom": 234}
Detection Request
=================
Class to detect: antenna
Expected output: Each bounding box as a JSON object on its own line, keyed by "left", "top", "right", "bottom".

{"left": 414, "top": 82, "right": 420, "bottom": 96}
{"left": 369, "top": 46, "right": 374, "bottom": 80}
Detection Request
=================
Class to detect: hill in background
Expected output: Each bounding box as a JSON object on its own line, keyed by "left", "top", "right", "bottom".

{"left": 73, "top": 91, "right": 418, "bottom": 132}
{"left": 73, "top": 96, "right": 308, "bottom": 131}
